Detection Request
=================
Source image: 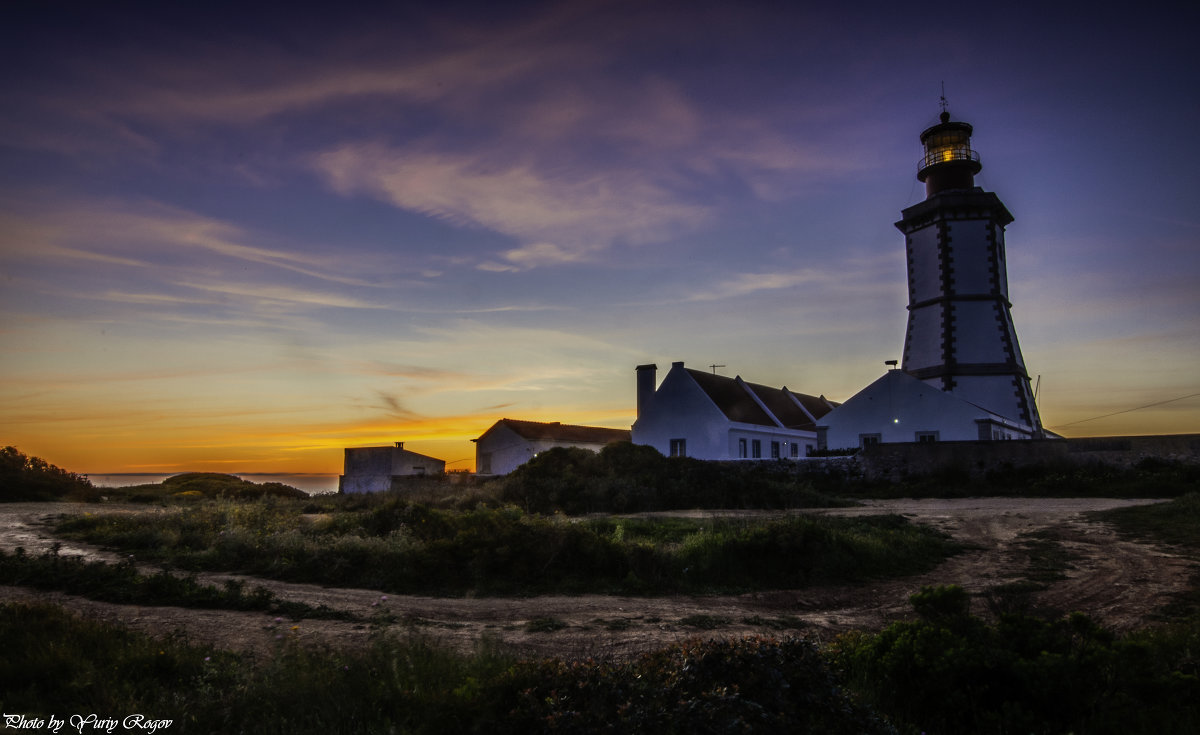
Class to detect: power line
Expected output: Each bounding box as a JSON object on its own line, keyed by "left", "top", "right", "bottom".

{"left": 1050, "top": 391, "right": 1200, "bottom": 429}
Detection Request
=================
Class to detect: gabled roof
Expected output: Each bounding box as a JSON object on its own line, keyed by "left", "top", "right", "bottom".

{"left": 818, "top": 369, "right": 1035, "bottom": 433}
{"left": 473, "top": 418, "right": 631, "bottom": 445}
{"left": 686, "top": 369, "right": 775, "bottom": 425}
{"left": 683, "top": 368, "right": 834, "bottom": 430}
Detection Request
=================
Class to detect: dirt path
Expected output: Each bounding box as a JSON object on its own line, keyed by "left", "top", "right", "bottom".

{"left": 0, "top": 499, "right": 1193, "bottom": 660}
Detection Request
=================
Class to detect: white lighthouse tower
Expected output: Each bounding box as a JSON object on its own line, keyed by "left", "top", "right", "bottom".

{"left": 895, "top": 108, "right": 1043, "bottom": 435}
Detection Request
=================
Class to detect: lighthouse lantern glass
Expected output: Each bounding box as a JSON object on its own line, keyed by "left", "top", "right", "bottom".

{"left": 924, "top": 129, "right": 971, "bottom": 167}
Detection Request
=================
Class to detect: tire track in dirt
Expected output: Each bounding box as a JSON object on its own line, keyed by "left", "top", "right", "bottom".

{"left": 0, "top": 499, "right": 1193, "bottom": 659}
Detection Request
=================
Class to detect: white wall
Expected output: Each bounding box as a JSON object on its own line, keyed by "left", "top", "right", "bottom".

{"left": 476, "top": 424, "right": 533, "bottom": 476}
{"left": 632, "top": 365, "right": 817, "bottom": 460}
{"left": 820, "top": 372, "right": 1000, "bottom": 451}
{"left": 340, "top": 446, "right": 445, "bottom": 493}
{"left": 632, "top": 366, "right": 732, "bottom": 459}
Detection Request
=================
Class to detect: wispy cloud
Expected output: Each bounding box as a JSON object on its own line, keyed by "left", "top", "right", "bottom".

{"left": 174, "top": 280, "right": 391, "bottom": 311}
{"left": 0, "top": 199, "right": 376, "bottom": 285}
{"left": 680, "top": 270, "right": 827, "bottom": 302}
{"left": 311, "top": 142, "right": 711, "bottom": 268}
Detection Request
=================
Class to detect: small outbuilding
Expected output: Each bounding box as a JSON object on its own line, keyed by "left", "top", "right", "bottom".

{"left": 339, "top": 442, "right": 446, "bottom": 494}
{"left": 473, "top": 418, "right": 631, "bottom": 475}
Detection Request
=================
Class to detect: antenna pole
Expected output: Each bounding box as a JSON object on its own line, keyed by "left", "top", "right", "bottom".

{"left": 709, "top": 364, "right": 726, "bottom": 374}
{"left": 939, "top": 81, "right": 948, "bottom": 114}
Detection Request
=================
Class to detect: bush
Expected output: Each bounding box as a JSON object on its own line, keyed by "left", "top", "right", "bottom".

{"left": 831, "top": 585, "right": 1200, "bottom": 734}
{"left": 488, "top": 636, "right": 896, "bottom": 734}
{"left": 0, "top": 446, "right": 96, "bottom": 502}
{"left": 501, "top": 442, "right": 852, "bottom": 514}
{"left": 56, "top": 502, "right": 958, "bottom": 596}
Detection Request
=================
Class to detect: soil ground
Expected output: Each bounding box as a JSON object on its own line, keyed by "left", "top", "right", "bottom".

{"left": 1, "top": 498, "right": 1194, "bottom": 660}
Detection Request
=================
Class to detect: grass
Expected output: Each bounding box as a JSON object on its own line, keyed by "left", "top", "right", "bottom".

{"left": 1090, "top": 492, "right": 1200, "bottom": 623}
{"left": 524, "top": 617, "right": 570, "bottom": 633}
{"left": 0, "top": 546, "right": 351, "bottom": 620}
{"left": 830, "top": 585, "right": 1200, "bottom": 735}
{"left": 0, "top": 601, "right": 518, "bottom": 734}
{"left": 53, "top": 499, "right": 961, "bottom": 596}
{"left": 1090, "top": 492, "right": 1200, "bottom": 552}
{"left": 0, "top": 600, "right": 897, "bottom": 734}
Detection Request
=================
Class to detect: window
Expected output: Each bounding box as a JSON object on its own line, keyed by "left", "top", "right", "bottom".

{"left": 916, "top": 431, "right": 939, "bottom": 443}
{"left": 771, "top": 441, "right": 781, "bottom": 459}
{"left": 738, "top": 438, "right": 748, "bottom": 459}
{"left": 752, "top": 439, "right": 762, "bottom": 459}
{"left": 859, "top": 434, "right": 882, "bottom": 448}
{"left": 670, "top": 438, "right": 687, "bottom": 457}
{"left": 790, "top": 443, "right": 799, "bottom": 458}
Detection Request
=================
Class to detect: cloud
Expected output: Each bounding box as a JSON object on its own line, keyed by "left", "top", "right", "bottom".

{"left": 682, "top": 270, "right": 826, "bottom": 302}
{"left": 374, "top": 391, "right": 423, "bottom": 422}
{"left": 311, "top": 142, "right": 711, "bottom": 267}
{"left": 174, "top": 280, "right": 390, "bottom": 311}
{"left": 0, "top": 199, "right": 371, "bottom": 284}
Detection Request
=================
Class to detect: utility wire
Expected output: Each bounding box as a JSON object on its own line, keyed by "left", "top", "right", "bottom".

{"left": 1050, "top": 391, "right": 1200, "bottom": 429}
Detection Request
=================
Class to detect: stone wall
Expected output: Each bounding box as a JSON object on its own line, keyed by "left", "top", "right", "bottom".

{"left": 854, "top": 434, "right": 1200, "bottom": 481}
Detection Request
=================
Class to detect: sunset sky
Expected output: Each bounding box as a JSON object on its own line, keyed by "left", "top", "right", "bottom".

{"left": 2, "top": 1, "right": 1197, "bottom": 475}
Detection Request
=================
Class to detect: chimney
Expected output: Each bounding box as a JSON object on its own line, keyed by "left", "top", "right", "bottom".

{"left": 635, "top": 364, "right": 657, "bottom": 418}
{"left": 394, "top": 441, "right": 405, "bottom": 449}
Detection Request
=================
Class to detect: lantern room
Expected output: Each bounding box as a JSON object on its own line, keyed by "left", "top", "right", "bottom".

{"left": 917, "top": 111, "right": 981, "bottom": 196}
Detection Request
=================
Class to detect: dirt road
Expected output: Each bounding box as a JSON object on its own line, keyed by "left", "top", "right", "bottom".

{"left": 0, "top": 499, "right": 1193, "bottom": 659}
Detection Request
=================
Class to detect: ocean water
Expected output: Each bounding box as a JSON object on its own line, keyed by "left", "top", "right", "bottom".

{"left": 88, "top": 473, "right": 341, "bottom": 495}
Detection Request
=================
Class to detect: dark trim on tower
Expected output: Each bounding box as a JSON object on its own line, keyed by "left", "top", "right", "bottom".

{"left": 908, "top": 294, "right": 1013, "bottom": 310}
{"left": 895, "top": 189, "right": 1014, "bottom": 234}
{"left": 937, "top": 221, "right": 955, "bottom": 391}
{"left": 908, "top": 363, "right": 1030, "bottom": 380}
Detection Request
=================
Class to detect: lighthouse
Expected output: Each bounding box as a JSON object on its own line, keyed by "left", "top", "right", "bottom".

{"left": 895, "top": 109, "right": 1043, "bottom": 435}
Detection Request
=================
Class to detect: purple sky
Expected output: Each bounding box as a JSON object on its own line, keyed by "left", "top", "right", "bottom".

{"left": 2, "top": 1, "right": 1197, "bottom": 473}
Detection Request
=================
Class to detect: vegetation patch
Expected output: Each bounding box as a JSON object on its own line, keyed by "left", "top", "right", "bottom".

{"left": 500, "top": 442, "right": 859, "bottom": 513}
{"left": 831, "top": 585, "right": 1200, "bottom": 735}
{"left": 54, "top": 500, "right": 960, "bottom": 596}
{"left": 0, "top": 546, "right": 349, "bottom": 620}
{"left": 1090, "top": 492, "right": 1200, "bottom": 552}
{"left": 0, "top": 446, "right": 95, "bottom": 502}
{"left": 677, "top": 614, "right": 732, "bottom": 629}
{"left": 592, "top": 616, "right": 637, "bottom": 631}
{"left": 524, "top": 617, "right": 570, "bottom": 633}
{"left": 2, "top": 600, "right": 898, "bottom": 734}
{"left": 106, "top": 472, "right": 308, "bottom": 503}
{"left": 1013, "top": 528, "right": 1077, "bottom": 585}
{"left": 742, "top": 614, "right": 808, "bottom": 631}
{"left": 1090, "top": 492, "right": 1200, "bottom": 622}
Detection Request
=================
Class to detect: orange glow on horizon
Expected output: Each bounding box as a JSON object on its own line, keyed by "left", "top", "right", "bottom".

{"left": 13, "top": 406, "right": 640, "bottom": 476}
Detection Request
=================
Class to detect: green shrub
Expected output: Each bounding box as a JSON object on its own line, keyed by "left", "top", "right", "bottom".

{"left": 56, "top": 502, "right": 958, "bottom": 596}
{"left": 0, "top": 446, "right": 95, "bottom": 502}
{"left": 3, "top": 602, "right": 900, "bottom": 734}
{"left": 500, "top": 442, "right": 853, "bottom": 514}
{"left": 1093, "top": 491, "right": 1200, "bottom": 551}
{"left": 488, "top": 636, "right": 896, "bottom": 734}
{"left": 831, "top": 585, "right": 1200, "bottom": 734}
{"left": 0, "top": 547, "right": 345, "bottom": 619}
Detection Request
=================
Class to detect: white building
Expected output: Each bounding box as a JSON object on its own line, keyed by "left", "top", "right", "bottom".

{"left": 473, "top": 418, "right": 631, "bottom": 475}
{"left": 631, "top": 362, "right": 836, "bottom": 460}
{"left": 339, "top": 442, "right": 446, "bottom": 494}
{"left": 816, "top": 369, "right": 1038, "bottom": 451}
